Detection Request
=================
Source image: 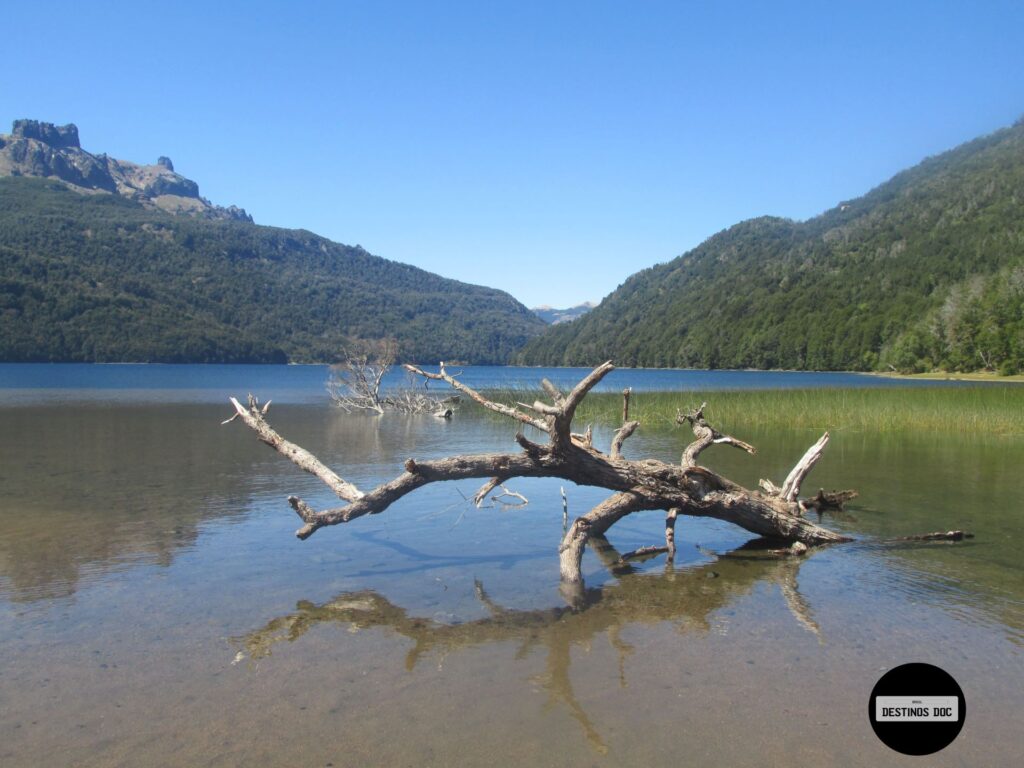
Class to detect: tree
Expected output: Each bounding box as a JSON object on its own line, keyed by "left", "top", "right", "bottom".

{"left": 327, "top": 339, "right": 457, "bottom": 416}
{"left": 226, "top": 362, "right": 968, "bottom": 595}
{"left": 326, "top": 339, "right": 396, "bottom": 415}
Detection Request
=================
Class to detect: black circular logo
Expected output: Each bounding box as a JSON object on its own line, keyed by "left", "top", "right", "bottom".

{"left": 868, "top": 663, "right": 965, "bottom": 755}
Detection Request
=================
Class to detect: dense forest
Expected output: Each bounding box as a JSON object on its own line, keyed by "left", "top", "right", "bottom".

{"left": 518, "top": 119, "right": 1024, "bottom": 373}
{"left": 0, "top": 178, "right": 544, "bottom": 364}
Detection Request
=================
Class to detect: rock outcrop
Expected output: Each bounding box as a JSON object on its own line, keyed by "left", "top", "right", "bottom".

{"left": 0, "top": 120, "right": 251, "bottom": 222}
{"left": 11, "top": 119, "right": 81, "bottom": 149}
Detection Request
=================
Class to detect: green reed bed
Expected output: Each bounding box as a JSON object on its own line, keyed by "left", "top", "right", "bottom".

{"left": 478, "top": 386, "right": 1024, "bottom": 434}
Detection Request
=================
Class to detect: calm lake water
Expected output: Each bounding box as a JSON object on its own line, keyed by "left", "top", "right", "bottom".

{"left": 0, "top": 362, "right": 993, "bottom": 406}
{"left": 0, "top": 365, "right": 1021, "bottom": 766}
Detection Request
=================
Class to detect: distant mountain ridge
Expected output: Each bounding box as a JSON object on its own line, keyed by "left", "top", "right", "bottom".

{"left": 0, "top": 120, "right": 545, "bottom": 364}
{"left": 517, "top": 118, "right": 1024, "bottom": 374}
{"left": 0, "top": 119, "right": 251, "bottom": 221}
{"left": 531, "top": 302, "right": 596, "bottom": 324}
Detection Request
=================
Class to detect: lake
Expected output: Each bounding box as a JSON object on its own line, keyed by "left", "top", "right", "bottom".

{"left": 0, "top": 362, "right": 993, "bottom": 406}
{"left": 0, "top": 365, "right": 1021, "bottom": 766}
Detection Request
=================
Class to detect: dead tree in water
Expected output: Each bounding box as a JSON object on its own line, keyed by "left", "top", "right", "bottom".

{"left": 227, "top": 361, "right": 965, "bottom": 587}
{"left": 326, "top": 339, "right": 395, "bottom": 415}
{"left": 327, "top": 339, "right": 456, "bottom": 417}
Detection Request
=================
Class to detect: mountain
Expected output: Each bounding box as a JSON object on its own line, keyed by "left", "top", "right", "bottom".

{"left": 0, "top": 121, "right": 545, "bottom": 364}
{"left": 517, "top": 118, "right": 1024, "bottom": 374}
{"left": 0, "top": 120, "right": 251, "bottom": 222}
{"left": 531, "top": 302, "right": 596, "bottom": 324}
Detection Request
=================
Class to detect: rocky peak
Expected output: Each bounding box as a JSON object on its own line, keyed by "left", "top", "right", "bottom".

{"left": 11, "top": 119, "right": 80, "bottom": 149}
{"left": 0, "top": 119, "right": 252, "bottom": 223}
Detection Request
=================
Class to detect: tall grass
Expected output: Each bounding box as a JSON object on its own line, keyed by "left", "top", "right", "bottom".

{"left": 478, "top": 386, "right": 1024, "bottom": 434}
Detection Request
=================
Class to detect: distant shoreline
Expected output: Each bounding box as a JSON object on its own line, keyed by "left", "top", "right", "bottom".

{"left": 867, "top": 370, "right": 1024, "bottom": 383}
{"left": 2, "top": 360, "right": 1024, "bottom": 382}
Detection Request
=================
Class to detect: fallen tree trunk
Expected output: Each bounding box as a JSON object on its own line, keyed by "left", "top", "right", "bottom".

{"left": 226, "top": 361, "right": 882, "bottom": 585}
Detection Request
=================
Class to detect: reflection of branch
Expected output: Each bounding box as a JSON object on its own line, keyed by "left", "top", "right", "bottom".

{"left": 777, "top": 563, "right": 822, "bottom": 640}
{"left": 588, "top": 534, "right": 635, "bottom": 578}
{"left": 531, "top": 634, "right": 609, "bottom": 754}
{"left": 474, "top": 579, "right": 506, "bottom": 618}
{"left": 470, "top": 481, "right": 529, "bottom": 509}
{"left": 608, "top": 625, "right": 634, "bottom": 689}
{"left": 234, "top": 539, "right": 822, "bottom": 753}
{"left": 710, "top": 540, "right": 822, "bottom": 639}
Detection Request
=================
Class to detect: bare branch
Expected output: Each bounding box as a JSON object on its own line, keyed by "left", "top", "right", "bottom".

{"left": 405, "top": 362, "right": 549, "bottom": 433}
{"left": 530, "top": 400, "right": 562, "bottom": 416}
{"left": 609, "top": 420, "right": 639, "bottom": 459}
{"left": 554, "top": 360, "right": 615, "bottom": 444}
{"left": 780, "top": 432, "right": 830, "bottom": 501}
{"left": 227, "top": 396, "right": 363, "bottom": 503}
{"left": 288, "top": 495, "right": 318, "bottom": 523}
{"left": 678, "top": 403, "right": 757, "bottom": 467}
{"left": 572, "top": 424, "right": 594, "bottom": 450}
{"left": 560, "top": 492, "right": 648, "bottom": 582}
{"left": 286, "top": 451, "right": 557, "bottom": 538}
{"left": 712, "top": 435, "right": 757, "bottom": 452}
{"left": 492, "top": 485, "right": 529, "bottom": 506}
{"left": 888, "top": 530, "right": 974, "bottom": 542}
{"left": 801, "top": 488, "right": 859, "bottom": 513}
{"left": 541, "top": 378, "right": 565, "bottom": 405}
{"left": 473, "top": 476, "right": 506, "bottom": 507}
{"left": 665, "top": 508, "right": 678, "bottom": 556}
{"left": 595, "top": 510, "right": 676, "bottom": 568}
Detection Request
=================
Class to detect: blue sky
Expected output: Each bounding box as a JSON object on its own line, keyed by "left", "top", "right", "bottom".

{"left": 3, "top": 1, "right": 1023, "bottom": 307}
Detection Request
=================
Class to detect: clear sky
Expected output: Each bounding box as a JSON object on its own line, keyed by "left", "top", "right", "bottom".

{"left": 3, "top": 1, "right": 1023, "bottom": 307}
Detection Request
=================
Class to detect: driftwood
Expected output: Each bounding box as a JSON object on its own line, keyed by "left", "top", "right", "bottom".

{"left": 226, "top": 361, "right": 967, "bottom": 588}
{"left": 888, "top": 530, "right": 974, "bottom": 542}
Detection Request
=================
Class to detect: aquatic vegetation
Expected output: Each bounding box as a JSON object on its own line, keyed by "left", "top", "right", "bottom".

{"left": 479, "top": 386, "right": 1024, "bottom": 434}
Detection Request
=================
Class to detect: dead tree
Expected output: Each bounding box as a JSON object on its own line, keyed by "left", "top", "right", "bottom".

{"left": 326, "top": 339, "right": 457, "bottom": 417}
{"left": 227, "top": 361, "right": 968, "bottom": 586}
{"left": 326, "top": 339, "right": 396, "bottom": 415}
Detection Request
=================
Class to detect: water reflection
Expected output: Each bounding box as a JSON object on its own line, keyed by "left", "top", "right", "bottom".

{"left": 236, "top": 539, "right": 818, "bottom": 752}
{"left": 0, "top": 403, "right": 537, "bottom": 603}
{"left": 0, "top": 406, "right": 241, "bottom": 601}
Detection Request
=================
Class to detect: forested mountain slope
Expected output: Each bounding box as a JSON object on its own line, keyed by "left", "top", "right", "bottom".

{"left": 517, "top": 119, "right": 1024, "bottom": 373}
{"left": 0, "top": 177, "right": 544, "bottom": 363}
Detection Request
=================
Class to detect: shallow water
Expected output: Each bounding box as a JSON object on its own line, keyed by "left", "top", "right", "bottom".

{"left": 1, "top": 372, "right": 1022, "bottom": 766}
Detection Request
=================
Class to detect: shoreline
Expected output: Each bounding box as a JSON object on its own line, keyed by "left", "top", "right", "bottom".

{"left": 2, "top": 360, "right": 1023, "bottom": 384}
{"left": 867, "top": 370, "right": 1024, "bottom": 383}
